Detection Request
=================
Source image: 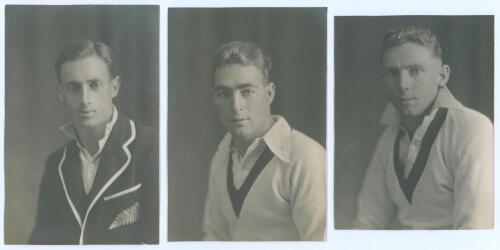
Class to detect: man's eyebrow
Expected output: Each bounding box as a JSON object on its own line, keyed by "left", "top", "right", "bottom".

{"left": 85, "top": 78, "right": 100, "bottom": 84}
{"left": 213, "top": 83, "right": 257, "bottom": 91}
{"left": 213, "top": 85, "right": 229, "bottom": 91}
{"left": 383, "top": 64, "right": 423, "bottom": 70}
{"left": 64, "top": 80, "right": 81, "bottom": 85}
{"left": 406, "top": 64, "right": 424, "bottom": 69}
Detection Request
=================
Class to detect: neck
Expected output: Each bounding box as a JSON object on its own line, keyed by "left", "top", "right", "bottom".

{"left": 401, "top": 115, "right": 423, "bottom": 139}
{"left": 75, "top": 124, "right": 107, "bottom": 155}
{"left": 401, "top": 100, "right": 436, "bottom": 139}
{"left": 233, "top": 139, "right": 252, "bottom": 157}
{"left": 232, "top": 115, "right": 275, "bottom": 156}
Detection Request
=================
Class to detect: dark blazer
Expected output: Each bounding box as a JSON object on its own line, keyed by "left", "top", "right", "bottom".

{"left": 29, "top": 113, "right": 158, "bottom": 244}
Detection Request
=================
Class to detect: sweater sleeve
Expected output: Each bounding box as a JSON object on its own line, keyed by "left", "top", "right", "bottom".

{"left": 139, "top": 136, "right": 160, "bottom": 244}
{"left": 289, "top": 138, "right": 327, "bottom": 240}
{"left": 29, "top": 151, "right": 63, "bottom": 244}
{"left": 202, "top": 149, "right": 229, "bottom": 241}
{"left": 353, "top": 130, "right": 397, "bottom": 229}
{"left": 451, "top": 115, "right": 493, "bottom": 229}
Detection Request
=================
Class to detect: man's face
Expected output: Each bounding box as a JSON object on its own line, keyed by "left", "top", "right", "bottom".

{"left": 382, "top": 42, "right": 449, "bottom": 117}
{"left": 58, "top": 55, "right": 120, "bottom": 130}
{"left": 212, "top": 64, "right": 275, "bottom": 143}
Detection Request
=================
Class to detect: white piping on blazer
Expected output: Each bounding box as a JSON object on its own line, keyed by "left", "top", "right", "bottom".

{"left": 104, "top": 183, "right": 142, "bottom": 201}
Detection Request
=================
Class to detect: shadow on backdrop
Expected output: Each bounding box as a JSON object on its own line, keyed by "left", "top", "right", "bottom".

{"left": 5, "top": 5, "right": 159, "bottom": 243}
{"left": 168, "top": 8, "right": 327, "bottom": 241}
{"left": 334, "top": 16, "right": 493, "bottom": 229}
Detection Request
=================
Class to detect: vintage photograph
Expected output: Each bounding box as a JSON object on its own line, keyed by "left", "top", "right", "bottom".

{"left": 5, "top": 5, "right": 159, "bottom": 244}
{"left": 168, "top": 8, "right": 327, "bottom": 241}
{"left": 334, "top": 16, "right": 494, "bottom": 229}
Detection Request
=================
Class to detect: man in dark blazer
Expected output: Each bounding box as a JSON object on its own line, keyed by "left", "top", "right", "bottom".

{"left": 29, "top": 40, "right": 159, "bottom": 244}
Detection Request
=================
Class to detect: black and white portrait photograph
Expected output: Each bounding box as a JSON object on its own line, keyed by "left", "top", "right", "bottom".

{"left": 334, "top": 16, "right": 493, "bottom": 230}
{"left": 5, "top": 5, "right": 159, "bottom": 244}
{"left": 168, "top": 8, "right": 327, "bottom": 241}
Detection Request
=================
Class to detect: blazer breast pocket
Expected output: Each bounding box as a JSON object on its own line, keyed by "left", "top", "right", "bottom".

{"left": 104, "top": 183, "right": 142, "bottom": 202}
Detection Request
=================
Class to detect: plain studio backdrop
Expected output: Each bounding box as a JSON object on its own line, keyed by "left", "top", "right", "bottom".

{"left": 334, "top": 16, "right": 494, "bottom": 229}
{"left": 5, "top": 5, "right": 159, "bottom": 243}
{"left": 168, "top": 8, "right": 327, "bottom": 241}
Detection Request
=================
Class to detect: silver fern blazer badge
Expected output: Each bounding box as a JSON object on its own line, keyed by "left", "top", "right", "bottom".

{"left": 109, "top": 201, "right": 140, "bottom": 230}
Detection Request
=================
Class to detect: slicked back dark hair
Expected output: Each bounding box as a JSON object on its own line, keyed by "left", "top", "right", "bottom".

{"left": 55, "top": 40, "right": 115, "bottom": 83}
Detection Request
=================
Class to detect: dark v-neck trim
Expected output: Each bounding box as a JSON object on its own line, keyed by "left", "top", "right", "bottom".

{"left": 227, "top": 146, "right": 274, "bottom": 217}
{"left": 394, "top": 108, "right": 448, "bottom": 204}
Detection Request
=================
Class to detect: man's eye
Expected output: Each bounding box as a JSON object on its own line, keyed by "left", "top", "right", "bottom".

{"left": 240, "top": 89, "right": 253, "bottom": 97}
{"left": 66, "top": 83, "right": 80, "bottom": 92}
{"left": 216, "top": 90, "right": 230, "bottom": 98}
{"left": 384, "top": 70, "right": 399, "bottom": 79}
{"left": 89, "top": 82, "right": 99, "bottom": 89}
{"left": 409, "top": 68, "right": 421, "bottom": 77}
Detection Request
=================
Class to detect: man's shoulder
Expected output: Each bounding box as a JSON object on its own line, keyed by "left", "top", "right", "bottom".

{"left": 123, "top": 118, "right": 158, "bottom": 162}
{"left": 289, "top": 129, "right": 325, "bottom": 161}
{"left": 44, "top": 141, "right": 74, "bottom": 170}
{"left": 133, "top": 120, "right": 157, "bottom": 142}
{"left": 446, "top": 106, "right": 492, "bottom": 132}
{"left": 115, "top": 112, "right": 157, "bottom": 147}
{"left": 209, "top": 133, "right": 231, "bottom": 164}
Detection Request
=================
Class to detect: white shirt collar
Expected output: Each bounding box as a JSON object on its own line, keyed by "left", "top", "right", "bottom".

{"left": 380, "top": 87, "right": 463, "bottom": 126}
{"left": 60, "top": 105, "right": 118, "bottom": 157}
{"left": 221, "top": 115, "right": 292, "bottom": 163}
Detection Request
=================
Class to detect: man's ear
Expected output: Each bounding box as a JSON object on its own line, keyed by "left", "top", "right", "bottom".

{"left": 111, "top": 76, "right": 121, "bottom": 98}
{"left": 266, "top": 82, "right": 276, "bottom": 105}
{"left": 56, "top": 83, "right": 64, "bottom": 103}
{"left": 438, "top": 64, "right": 450, "bottom": 88}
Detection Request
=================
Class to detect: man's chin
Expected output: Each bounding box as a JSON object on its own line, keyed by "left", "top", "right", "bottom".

{"left": 74, "top": 118, "right": 102, "bottom": 130}
{"left": 393, "top": 104, "right": 421, "bottom": 116}
{"left": 399, "top": 107, "right": 427, "bottom": 118}
{"left": 228, "top": 128, "right": 253, "bottom": 141}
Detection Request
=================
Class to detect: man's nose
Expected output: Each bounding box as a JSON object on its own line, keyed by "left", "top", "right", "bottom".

{"left": 397, "top": 71, "right": 412, "bottom": 92}
{"left": 230, "top": 92, "right": 243, "bottom": 112}
{"left": 80, "top": 85, "right": 90, "bottom": 104}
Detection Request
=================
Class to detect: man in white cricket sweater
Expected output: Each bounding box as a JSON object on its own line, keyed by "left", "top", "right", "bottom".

{"left": 354, "top": 26, "right": 493, "bottom": 229}
{"left": 202, "top": 41, "right": 326, "bottom": 240}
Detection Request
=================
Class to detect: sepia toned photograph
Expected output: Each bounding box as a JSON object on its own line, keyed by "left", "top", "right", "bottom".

{"left": 5, "top": 5, "right": 159, "bottom": 244}
{"left": 168, "top": 8, "right": 327, "bottom": 241}
{"left": 334, "top": 16, "right": 494, "bottom": 230}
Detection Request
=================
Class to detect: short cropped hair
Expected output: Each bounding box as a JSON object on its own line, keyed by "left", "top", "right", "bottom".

{"left": 382, "top": 26, "right": 443, "bottom": 60}
{"left": 55, "top": 40, "right": 116, "bottom": 83}
{"left": 212, "top": 41, "right": 272, "bottom": 82}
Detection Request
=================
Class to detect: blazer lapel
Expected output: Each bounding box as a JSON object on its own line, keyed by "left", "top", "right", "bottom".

{"left": 59, "top": 142, "right": 86, "bottom": 227}
{"left": 87, "top": 113, "right": 131, "bottom": 203}
{"left": 78, "top": 113, "right": 137, "bottom": 244}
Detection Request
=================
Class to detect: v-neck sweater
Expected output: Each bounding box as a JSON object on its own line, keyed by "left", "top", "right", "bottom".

{"left": 354, "top": 88, "right": 493, "bottom": 229}
{"left": 202, "top": 116, "right": 326, "bottom": 240}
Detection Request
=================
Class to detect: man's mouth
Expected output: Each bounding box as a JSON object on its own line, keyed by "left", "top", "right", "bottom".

{"left": 230, "top": 118, "right": 246, "bottom": 121}
{"left": 400, "top": 97, "right": 416, "bottom": 105}
{"left": 79, "top": 110, "right": 95, "bottom": 116}
{"left": 229, "top": 118, "right": 247, "bottom": 124}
